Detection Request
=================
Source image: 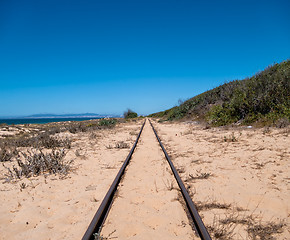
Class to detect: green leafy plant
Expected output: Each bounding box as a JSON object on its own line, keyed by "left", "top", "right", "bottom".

{"left": 98, "top": 118, "right": 117, "bottom": 127}
{"left": 124, "top": 109, "right": 138, "bottom": 119}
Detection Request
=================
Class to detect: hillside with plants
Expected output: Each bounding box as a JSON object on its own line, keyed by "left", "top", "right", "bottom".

{"left": 149, "top": 60, "right": 290, "bottom": 126}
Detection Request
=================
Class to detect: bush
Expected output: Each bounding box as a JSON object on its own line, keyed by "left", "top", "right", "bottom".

{"left": 0, "top": 145, "right": 18, "bottom": 162}
{"left": 5, "top": 149, "right": 72, "bottom": 179}
{"left": 99, "top": 118, "right": 117, "bottom": 127}
{"left": 66, "top": 122, "right": 88, "bottom": 133}
{"left": 124, "top": 109, "right": 138, "bottom": 119}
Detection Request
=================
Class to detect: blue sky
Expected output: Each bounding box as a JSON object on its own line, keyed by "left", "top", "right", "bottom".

{"left": 0, "top": 0, "right": 289, "bottom": 117}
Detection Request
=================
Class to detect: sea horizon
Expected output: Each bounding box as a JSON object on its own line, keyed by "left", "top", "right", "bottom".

{"left": 0, "top": 117, "right": 105, "bottom": 125}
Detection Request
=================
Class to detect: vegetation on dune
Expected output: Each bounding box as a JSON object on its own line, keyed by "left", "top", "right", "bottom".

{"left": 149, "top": 60, "right": 290, "bottom": 126}
{"left": 98, "top": 118, "right": 117, "bottom": 127}
{"left": 124, "top": 109, "right": 138, "bottom": 119}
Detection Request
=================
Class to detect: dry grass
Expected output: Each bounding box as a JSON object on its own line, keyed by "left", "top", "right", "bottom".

{"left": 207, "top": 214, "right": 236, "bottom": 240}
{"left": 115, "top": 141, "right": 130, "bottom": 149}
{"left": 197, "top": 200, "right": 287, "bottom": 240}
{"left": 185, "top": 170, "right": 213, "bottom": 182}
{"left": 196, "top": 200, "right": 231, "bottom": 211}
{"left": 163, "top": 179, "right": 175, "bottom": 191}
{"left": 247, "top": 220, "right": 285, "bottom": 240}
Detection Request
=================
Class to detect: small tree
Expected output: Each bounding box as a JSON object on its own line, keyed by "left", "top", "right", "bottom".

{"left": 124, "top": 109, "right": 138, "bottom": 119}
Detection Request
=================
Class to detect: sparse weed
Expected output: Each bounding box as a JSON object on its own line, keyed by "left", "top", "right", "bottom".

{"left": 163, "top": 180, "right": 175, "bottom": 191}
{"left": 75, "top": 149, "right": 87, "bottom": 159}
{"left": 177, "top": 167, "right": 186, "bottom": 173}
{"left": 275, "top": 117, "right": 289, "bottom": 128}
{"left": 191, "top": 159, "right": 203, "bottom": 164}
{"left": 185, "top": 170, "right": 212, "bottom": 182}
{"left": 89, "top": 131, "right": 97, "bottom": 140}
{"left": 129, "top": 131, "right": 138, "bottom": 136}
{"left": 207, "top": 214, "right": 236, "bottom": 239}
{"left": 223, "top": 132, "right": 238, "bottom": 142}
{"left": 186, "top": 185, "right": 196, "bottom": 198}
{"left": 93, "top": 230, "right": 116, "bottom": 240}
{"left": 20, "top": 182, "right": 27, "bottom": 190}
{"left": 196, "top": 200, "right": 231, "bottom": 211}
{"left": 219, "top": 211, "right": 286, "bottom": 239}
{"left": 198, "top": 199, "right": 287, "bottom": 240}
{"left": 247, "top": 220, "right": 285, "bottom": 240}
{"left": 75, "top": 149, "right": 81, "bottom": 157}
{"left": 115, "top": 141, "right": 129, "bottom": 149}
{"left": 106, "top": 144, "right": 113, "bottom": 149}
{"left": 262, "top": 127, "right": 271, "bottom": 134}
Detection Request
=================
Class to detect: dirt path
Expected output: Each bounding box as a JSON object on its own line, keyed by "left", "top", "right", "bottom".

{"left": 101, "top": 120, "right": 196, "bottom": 239}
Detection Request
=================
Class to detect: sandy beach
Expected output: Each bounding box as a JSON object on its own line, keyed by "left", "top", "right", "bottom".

{"left": 0, "top": 119, "right": 289, "bottom": 239}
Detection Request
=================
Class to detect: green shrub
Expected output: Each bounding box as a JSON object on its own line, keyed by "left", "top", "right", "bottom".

{"left": 124, "top": 109, "right": 138, "bottom": 119}
{"left": 98, "top": 118, "right": 117, "bottom": 127}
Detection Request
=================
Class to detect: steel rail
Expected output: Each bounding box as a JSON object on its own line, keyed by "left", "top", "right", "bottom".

{"left": 82, "top": 120, "right": 146, "bottom": 240}
{"left": 149, "top": 119, "right": 212, "bottom": 240}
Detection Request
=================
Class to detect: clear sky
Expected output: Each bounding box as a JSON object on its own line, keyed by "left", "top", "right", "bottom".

{"left": 0, "top": 0, "right": 289, "bottom": 117}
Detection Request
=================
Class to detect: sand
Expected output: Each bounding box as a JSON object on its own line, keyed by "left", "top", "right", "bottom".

{"left": 0, "top": 119, "right": 289, "bottom": 239}
{"left": 152, "top": 119, "right": 289, "bottom": 239}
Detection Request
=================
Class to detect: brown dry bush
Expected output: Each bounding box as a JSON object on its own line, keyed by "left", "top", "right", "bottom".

{"left": 4, "top": 149, "right": 73, "bottom": 180}
{"left": 0, "top": 143, "right": 18, "bottom": 162}
{"left": 185, "top": 170, "right": 213, "bottom": 182}
{"left": 247, "top": 220, "right": 285, "bottom": 240}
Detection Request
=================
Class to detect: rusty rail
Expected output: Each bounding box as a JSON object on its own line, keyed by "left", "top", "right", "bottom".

{"left": 83, "top": 119, "right": 211, "bottom": 240}
{"left": 82, "top": 120, "right": 146, "bottom": 240}
{"left": 149, "top": 119, "right": 212, "bottom": 240}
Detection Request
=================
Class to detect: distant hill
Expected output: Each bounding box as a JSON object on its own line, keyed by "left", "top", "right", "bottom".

{"left": 149, "top": 60, "right": 290, "bottom": 127}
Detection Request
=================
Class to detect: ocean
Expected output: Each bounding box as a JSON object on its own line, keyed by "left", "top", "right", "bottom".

{"left": 0, "top": 117, "right": 102, "bottom": 125}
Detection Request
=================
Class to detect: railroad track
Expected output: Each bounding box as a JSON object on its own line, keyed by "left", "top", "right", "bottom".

{"left": 82, "top": 119, "right": 211, "bottom": 240}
